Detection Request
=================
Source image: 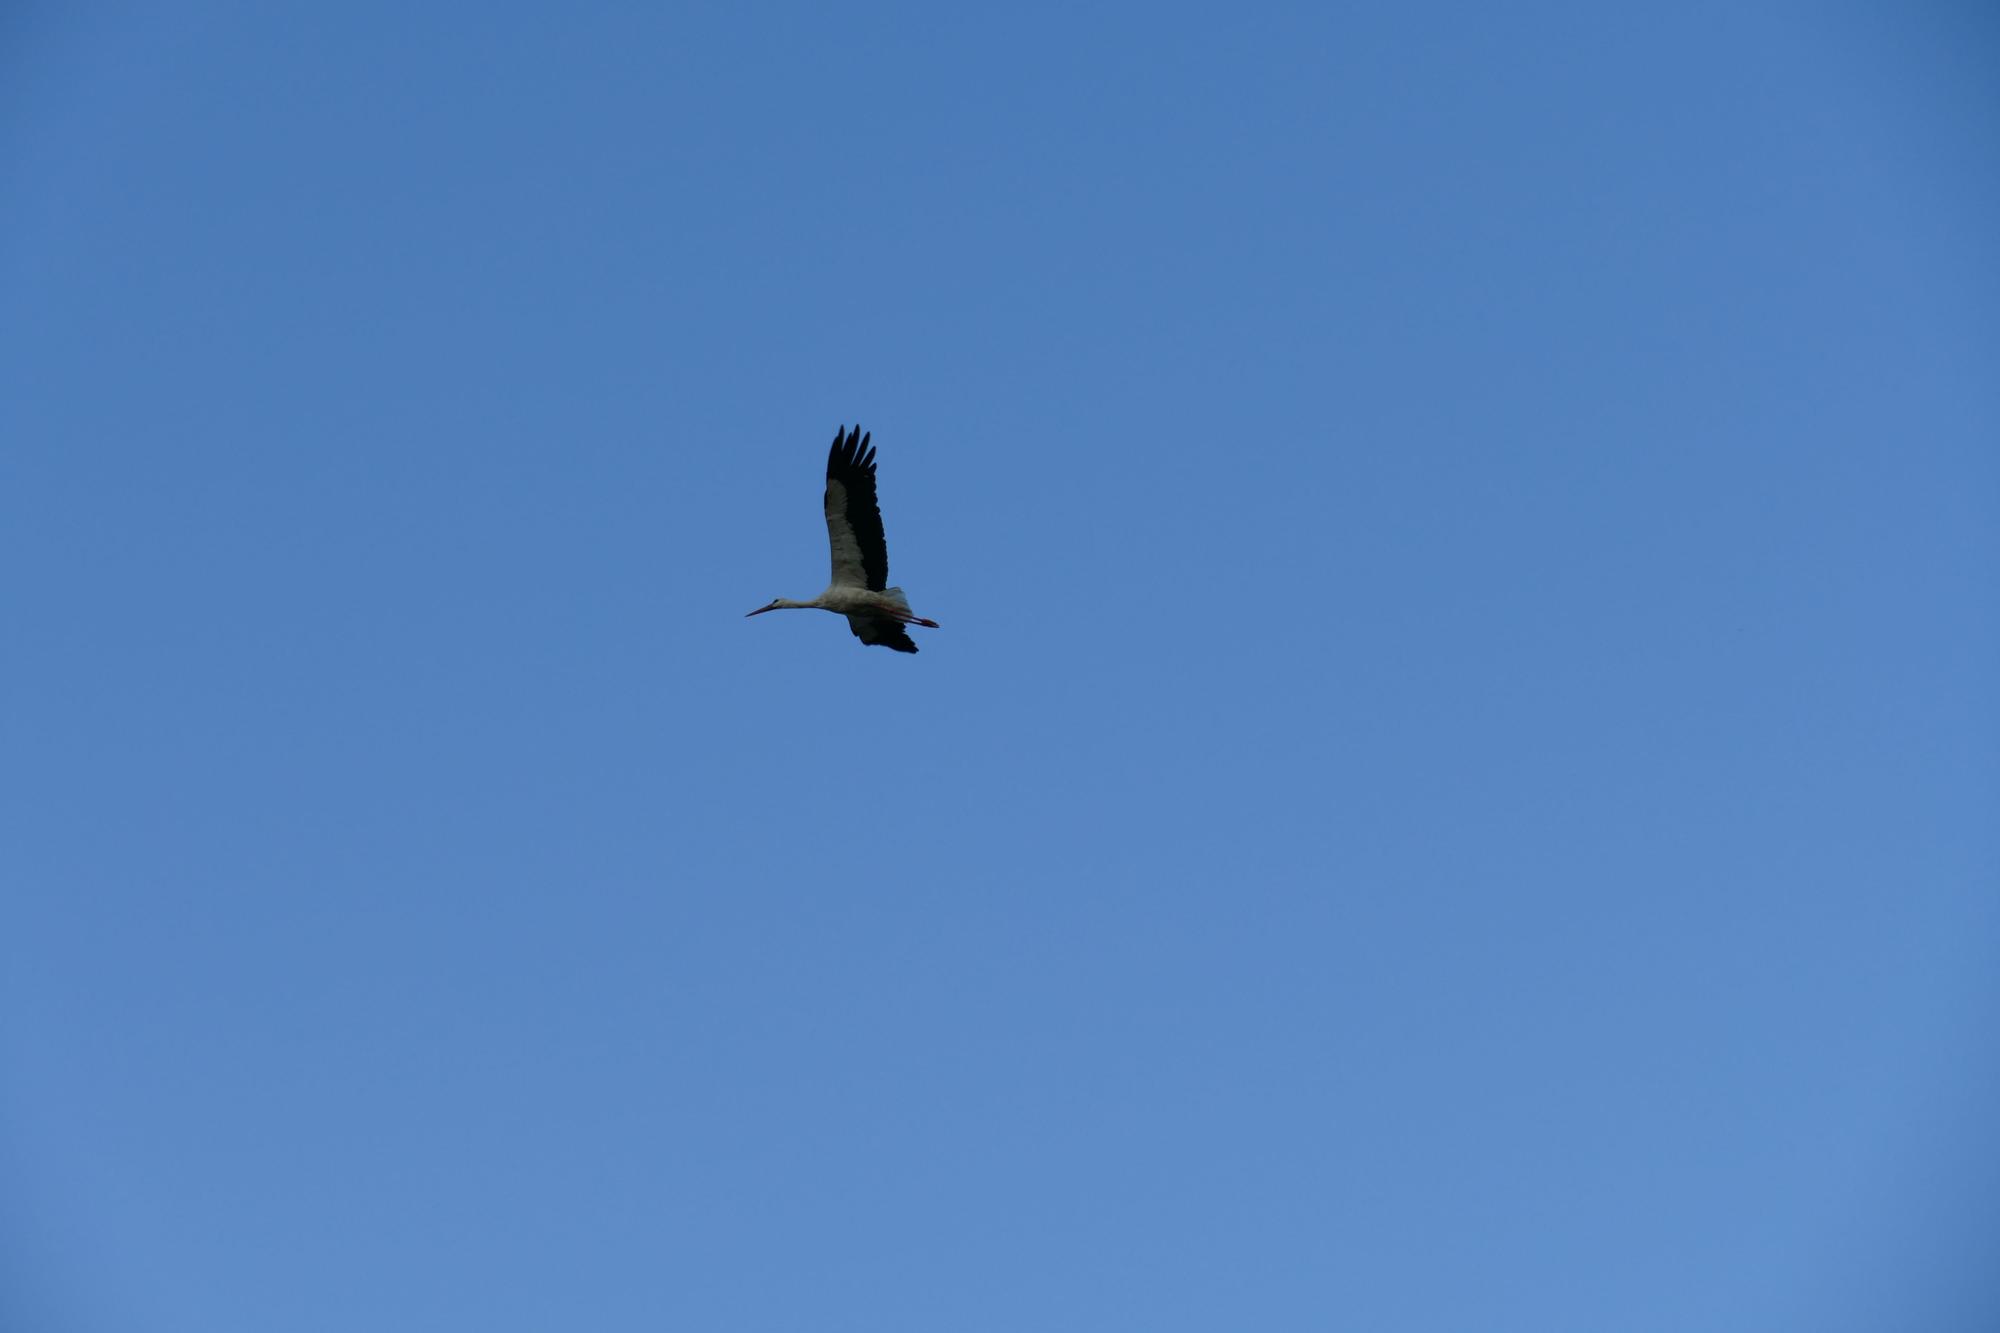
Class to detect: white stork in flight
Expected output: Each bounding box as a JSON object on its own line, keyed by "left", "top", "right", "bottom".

{"left": 746, "top": 425, "right": 940, "bottom": 653}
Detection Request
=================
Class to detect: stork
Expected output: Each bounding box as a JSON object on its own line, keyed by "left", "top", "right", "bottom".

{"left": 746, "top": 425, "right": 940, "bottom": 653}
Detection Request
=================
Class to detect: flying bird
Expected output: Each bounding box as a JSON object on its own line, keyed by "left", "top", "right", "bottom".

{"left": 746, "top": 425, "right": 940, "bottom": 653}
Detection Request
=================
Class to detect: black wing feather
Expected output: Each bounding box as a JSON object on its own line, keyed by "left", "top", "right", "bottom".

{"left": 826, "top": 425, "right": 890, "bottom": 591}
{"left": 848, "top": 615, "right": 918, "bottom": 653}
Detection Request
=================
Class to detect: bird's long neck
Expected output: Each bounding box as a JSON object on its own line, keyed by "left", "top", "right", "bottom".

{"left": 773, "top": 597, "right": 819, "bottom": 610}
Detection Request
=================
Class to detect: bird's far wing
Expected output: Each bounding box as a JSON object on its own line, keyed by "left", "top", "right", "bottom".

{"left": 825, "top": 425, "right": 889, "bottom": 592}
{"left": 846, "top": 613, "right": 917, "bottom": 653}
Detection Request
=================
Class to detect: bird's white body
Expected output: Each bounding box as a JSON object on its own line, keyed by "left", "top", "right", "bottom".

{"left": 746, "top": 427, "right": 938, "bottom": 653}
{"left": 770, "top": 585, "right": 913, "bottom": 618}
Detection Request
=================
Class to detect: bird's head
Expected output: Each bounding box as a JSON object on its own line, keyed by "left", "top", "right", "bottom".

{"left": 745, "top": 598, "right": 785, "bottom": 617}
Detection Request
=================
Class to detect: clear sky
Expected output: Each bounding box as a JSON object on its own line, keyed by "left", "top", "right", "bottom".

{"left": 3, "top": 3, "right": 1996, "bottom": 1329}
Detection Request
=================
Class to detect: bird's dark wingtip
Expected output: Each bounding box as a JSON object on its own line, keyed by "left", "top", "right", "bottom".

{"left": 827, "top": 423, "right": 876, "bottom": 478}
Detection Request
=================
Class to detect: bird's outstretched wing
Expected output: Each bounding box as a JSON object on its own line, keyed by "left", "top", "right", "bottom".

{"left": 825, "top": 425, "right": 889, "bottom": 592}
{"left": 846, "top": 614, "right": 917, "bottom": 653}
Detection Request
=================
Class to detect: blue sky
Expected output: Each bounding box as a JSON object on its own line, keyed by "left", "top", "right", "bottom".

{"left": 3, "top": 3, "right": 1996, "bottom": 1329}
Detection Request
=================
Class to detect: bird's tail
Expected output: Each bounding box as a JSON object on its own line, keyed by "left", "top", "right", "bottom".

{"left": 882, "top": 587, "right": 936, "bottom": 629}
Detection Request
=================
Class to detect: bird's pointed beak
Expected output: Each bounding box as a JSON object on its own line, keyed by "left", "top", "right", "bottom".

{"left": 745, "top": 604, "right": 775, "bottom": 617}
